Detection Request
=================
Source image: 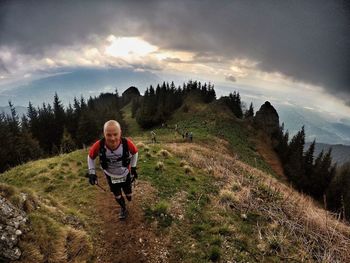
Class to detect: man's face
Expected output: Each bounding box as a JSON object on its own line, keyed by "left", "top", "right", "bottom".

{"left": 104, "top": 125, "right": 120, "bottom": 149}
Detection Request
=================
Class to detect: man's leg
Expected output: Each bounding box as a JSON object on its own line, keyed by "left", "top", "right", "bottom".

{"left": 123, "top": 174, "right": 133, "bottom": 202}
{"left": 105, "top": 174, "right": 127, "bottom": 219}
{"left": 125, "top": 194, "right": 132, "bottom": 201}
{"left": 115, "top": 190, "right": 127, "bottom": 219}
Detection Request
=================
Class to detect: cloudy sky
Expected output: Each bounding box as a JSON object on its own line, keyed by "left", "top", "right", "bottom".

{"left": 0, "top": 0, "right": 349, "bottom": 117}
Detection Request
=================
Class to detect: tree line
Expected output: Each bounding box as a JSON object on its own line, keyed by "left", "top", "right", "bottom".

{"left": 133, "top": 81, "right": 254, "bottom": 128}
{"left": 220, "top": 91, "right": 254, "bottom": 119}
{"left": 134, "top": 80, "right": 216, "bottom": 128}
{"left": 273, "top": 125, "right": 350, "bottom": 221}
{"left": 0, "top": 91, "right": 124, "bottom": 172}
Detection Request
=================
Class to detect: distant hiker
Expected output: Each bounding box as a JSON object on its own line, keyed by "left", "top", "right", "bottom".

{"left": 151, "top": 130, "right": 157, "bottom": 143}
{"left": 189, "top": 131, "right": 193, "bottom": 142}
{"left": 87, "top": 120, "right": 139, "bottom": 220}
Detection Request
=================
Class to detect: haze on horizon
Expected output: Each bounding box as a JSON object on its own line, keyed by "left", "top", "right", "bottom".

{"left": 0, "top": 0, "right": 349, "bottom": 119}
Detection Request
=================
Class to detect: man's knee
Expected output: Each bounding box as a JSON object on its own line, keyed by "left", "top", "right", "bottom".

{"left": 115, "top": 195, "right": 122, "bottom": 199}
{"left": 126, "top": 194, "right": 132, "bottom": 201}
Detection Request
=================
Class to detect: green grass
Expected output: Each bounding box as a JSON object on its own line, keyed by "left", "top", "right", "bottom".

{"left": 0, "top": 99, "right": 308, "bottom": 263}
{"left": 118, "top": 99, "right": 292, "bottom": 262}
{"left": 0, "top": 150, "right": 97, "bottom": 262}
{"left": 121, "top": 102, "right": 143, "bottom": 136}
{"left": 138, "top": 100, "right": 276, "bottom": 176}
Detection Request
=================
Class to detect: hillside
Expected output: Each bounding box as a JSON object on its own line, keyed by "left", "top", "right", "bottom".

{"left": 1, "top": 100, "right": 350, "bottom": 262}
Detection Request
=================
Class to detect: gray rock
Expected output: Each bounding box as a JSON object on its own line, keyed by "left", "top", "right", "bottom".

{"left": 0, "top": 196, "right": 27, "bottom": 260}
{"left": 254, "top": 101, "right": 280, "bottom": 137}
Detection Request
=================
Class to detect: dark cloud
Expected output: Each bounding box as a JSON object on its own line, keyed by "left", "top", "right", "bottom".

{"left": 0, "top": 59, "right": 9, "bottom": 74}
{"left": 225, "top": 75, "right": 236, "bottom": 82}
{"left": 0, "top": 0, "right": 349, "bottom": 101}
{"left": 162, "top": 57, "right": 184, "bottom": 63}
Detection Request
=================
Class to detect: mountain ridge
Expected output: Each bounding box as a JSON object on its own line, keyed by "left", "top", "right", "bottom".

{"left": 1, "top": 99, "right": 349, "bottom": 262}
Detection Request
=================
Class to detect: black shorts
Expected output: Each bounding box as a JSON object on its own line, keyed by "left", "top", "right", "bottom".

{"left": 105, "top": 173, "right": 132, "bottom": 196}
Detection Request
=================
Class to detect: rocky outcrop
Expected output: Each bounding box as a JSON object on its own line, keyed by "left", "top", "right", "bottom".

{"left": 0, "top": 196, "right": 27, "bottom": 261}
{"left": 122, "top": 86, "right": 140, "bottom": 105}
{"left": 254, "top": 101, "right": 280, "bottom": 137}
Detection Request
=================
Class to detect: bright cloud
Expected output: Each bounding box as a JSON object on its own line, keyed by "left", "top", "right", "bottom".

{"left": 105, "top": 36, "right": 158, "bottom": 58}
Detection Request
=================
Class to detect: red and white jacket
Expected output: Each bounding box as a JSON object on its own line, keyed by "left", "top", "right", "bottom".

{"left": 87, "top": 138, "right": 138, "bottom": 181}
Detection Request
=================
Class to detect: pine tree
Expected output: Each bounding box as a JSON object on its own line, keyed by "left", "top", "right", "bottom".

{"left": 244, "top": 102, "right": 254, "bottom": 119}
{"left": 0, "top": 113, "right": 11, "bottom": 171}
{"left": 284, "top": 127, "right": 305, "bottom": 189}
{"left": 303, "top": 140, "right": 315, "bottom": 191}
{"left": 60, "top": 128, "right": 77, "bottom": 153}
{"left": 327, "top": 162, "right": 350, "bottom": 220}
{"left": 7, "top": 101, "right": 20, "bottom": 136}
{"left": 53, "top": 93, "right": 65, "bottom": 149}
{"left": 77, "top": 110, "right": 99, "bottom": 146}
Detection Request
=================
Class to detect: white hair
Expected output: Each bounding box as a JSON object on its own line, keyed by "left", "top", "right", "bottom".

{"left": 103, "top": 120, "right": 121, "bottom": 134}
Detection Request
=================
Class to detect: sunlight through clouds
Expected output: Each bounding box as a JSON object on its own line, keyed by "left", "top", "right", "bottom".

{"left": 105, "top": 35, "right": 158, "bottom": 58}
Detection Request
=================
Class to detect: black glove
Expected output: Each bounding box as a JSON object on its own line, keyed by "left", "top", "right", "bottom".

{"left": 89, "top": 173, "right": 97, "bottom": 185}
{"left": 131, "top": 167, "right": 138, "bottom": 182}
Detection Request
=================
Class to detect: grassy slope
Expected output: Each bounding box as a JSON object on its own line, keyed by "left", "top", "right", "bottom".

{"left": 1, "top": 99, "right": 349, "bottom": 262}
{"left": 0, "top": 150, "right": 97, "bottom": 262}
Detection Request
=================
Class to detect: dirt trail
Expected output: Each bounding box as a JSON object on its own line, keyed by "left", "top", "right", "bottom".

{"left": 93, "top": 175, "right": 169, "bottom": 263}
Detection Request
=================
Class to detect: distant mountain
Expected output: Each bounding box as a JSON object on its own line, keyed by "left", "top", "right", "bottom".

{"left": 0, "top": 67, "right": 161, "bottom": 107}
{"left": 276, "top": 105, "right": 350, "bottom": 145}
{"left": 304, "top": 142, "right": 350, "bottom": 166}
{"left": 235, "top": 89, "right": 350, "bottom": 146}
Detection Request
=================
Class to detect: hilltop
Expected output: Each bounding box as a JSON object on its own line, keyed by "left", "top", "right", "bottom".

{"left": 1, "top": 97, "right": 350, "bottom": 262}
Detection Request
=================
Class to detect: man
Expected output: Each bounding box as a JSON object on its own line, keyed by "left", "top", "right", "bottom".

{"left": 150, "top": 130, "right": 156, "bottom": 143}
{"left": 87, "top": 120, "right": 138, "bottom": 219}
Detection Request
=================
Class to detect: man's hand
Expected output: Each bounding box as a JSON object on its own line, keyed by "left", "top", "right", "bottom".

{"left": 131, "top": 167, "right": 138, "bottom": 182}
{"left": 89, "top": 173, "right": 97, "bottom": 185}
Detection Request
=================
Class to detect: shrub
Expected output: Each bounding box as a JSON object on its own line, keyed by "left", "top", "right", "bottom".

{"left": 155, "top": 161, "right": 164, "bottom": 171}
{"left": 158, "top": 149, "right": 172, "bottom": 158}
{"left": 180, "top": 160, "right": 188, "bottom": 167}
{"left": 0, "top": 183, "right": 16, "bottom": 198}
{"left": 183, "top": 165, "right": 194, "bottom": 174}
{"left": 219, "top": 190, "right": 236, "bottom": 205}
{"left": 209, "top": 246, "right": 221, "bottom": 261}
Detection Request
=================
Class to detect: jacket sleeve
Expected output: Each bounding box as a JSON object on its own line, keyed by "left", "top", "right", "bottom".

{"left": 87, "top": 140, "right": 100, "bottom": 174}
{"left": 127, "top": 138, "right": 138, "bottom": 167}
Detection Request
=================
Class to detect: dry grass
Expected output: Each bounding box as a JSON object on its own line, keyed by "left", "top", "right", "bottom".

{"left": 136, "top": 142, "right": 146, "bottom": 148}
{"left": 158, "top": 149, "right": 172, "bottom": 158}
{"left": 19, "top": 215, "right": 92, "bottom": 263}
{"left": 0, "top": 184, "right": 40, "bottom": 212}
{"left": 22, "top": 190, "right": 40, "bottom": 213}
{"left": 205, "top": 166, "right": 214, "bottom": 175}
{"left": 179, "top": 160, "right": 188, "bottom": 167}
{"left": 155, "top": 161, "right": 164, "bottom": 171}
{"left": 66, "top": 227, "right": 92, "bottom": 262}
{"left": 20, "top": 242, "right": 44, "bottom": 263}
{"left": 143, "top": 145, "right": 150, "bottom": 152}
{"left": 183, "top": 165, "right": 194, "bottom": 174}
{"left": 168, "top": 191, "right": 188, "bottom": 220}
{"left": 166, "top": 142, "right": 350, "bottom": 262}
{"left": 219, "top": 190, "right": 237, "bottom": 205}
{"left": 0, "top": 183, "right": 16, "bottom": 198}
